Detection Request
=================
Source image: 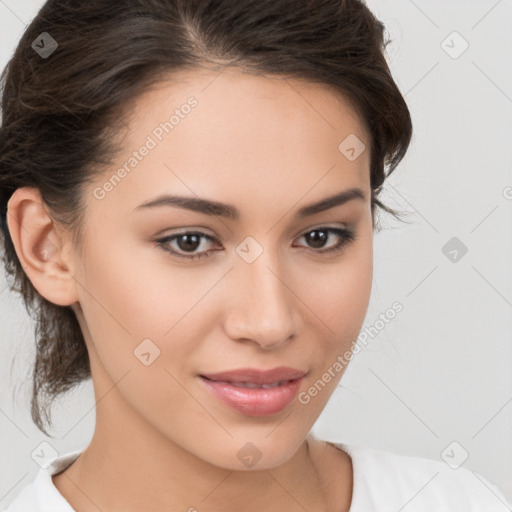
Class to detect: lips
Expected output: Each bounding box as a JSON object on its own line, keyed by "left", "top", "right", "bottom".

{"left": 199, "top": 375, "right": 305, "bottom": 416}
{"left": 200, "top": 366, "right": 307, "bottom": 385}
{"left": 214, "top": 380, "right": 293, "bottom": 389}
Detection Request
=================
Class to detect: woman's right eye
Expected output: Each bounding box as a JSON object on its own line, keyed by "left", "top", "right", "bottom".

{"left": 154, "top": 232, "right": 219, "bottom": 261}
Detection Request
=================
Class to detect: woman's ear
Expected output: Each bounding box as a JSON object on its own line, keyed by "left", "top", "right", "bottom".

{"left": 6, "top": 187, "right": 80, "bottom": 307}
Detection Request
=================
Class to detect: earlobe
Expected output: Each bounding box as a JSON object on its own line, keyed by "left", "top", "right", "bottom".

{"left": 6, "top": 187, "right": 80, "bottom": 307}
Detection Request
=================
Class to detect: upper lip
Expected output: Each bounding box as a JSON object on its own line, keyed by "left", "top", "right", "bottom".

{"left": 200, "top": 367, "right": 307, "bottom": 385}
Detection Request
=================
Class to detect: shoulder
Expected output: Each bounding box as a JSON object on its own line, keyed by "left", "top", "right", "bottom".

{"left": 334, "top": 442, "right": 512, "bottom": 512}
{"left": 2, "top": 449, "right": 83, "bottom": 512}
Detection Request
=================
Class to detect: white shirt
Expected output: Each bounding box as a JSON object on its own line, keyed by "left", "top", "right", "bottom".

{"left": 3, "top": 442, "right": 511, "bottom": 512}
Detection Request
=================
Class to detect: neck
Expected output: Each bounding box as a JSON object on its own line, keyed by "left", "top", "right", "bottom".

{"left": 54, "top": 431, "right": 336, "bottom": 512}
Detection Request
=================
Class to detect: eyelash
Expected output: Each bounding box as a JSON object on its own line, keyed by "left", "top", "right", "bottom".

{"left": 154, "top": 227, "right": 356, "bottom": 261}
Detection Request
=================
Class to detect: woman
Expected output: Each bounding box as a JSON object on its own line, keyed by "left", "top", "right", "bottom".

{"left": 0, "top": 0, "right": 510, "bottom": 511}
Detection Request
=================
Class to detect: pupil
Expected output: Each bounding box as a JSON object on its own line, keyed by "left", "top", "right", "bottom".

{"left": 178, "top": 234, "right": 200, "bottom": 252}
{"left": 308, "top": 230, "right": 327, "bottom": 248}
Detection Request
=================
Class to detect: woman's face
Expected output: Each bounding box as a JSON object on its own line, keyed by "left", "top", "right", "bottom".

{"left": 70, "top": 67, "right": 373, "bottom": 469}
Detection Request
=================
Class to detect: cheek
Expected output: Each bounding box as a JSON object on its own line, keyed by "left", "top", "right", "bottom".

{"left": 305, "top": 229, "right": 373, "bottom": 343}
{"left": 75, "top": 243, "right": 204, "bottom": 418}
{"left": 298, "top": 241, "right": 372, "bottom": 407}
{"left": 78, "top": 233, "right": 205, "bottom": 335}
{"left": 76, "top": 237, "right": 217, "bottom": 376}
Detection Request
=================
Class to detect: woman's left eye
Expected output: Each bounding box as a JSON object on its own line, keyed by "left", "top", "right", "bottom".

{"left": 154, "top": 227, "right": 355, "bottom": 261}
{"left": 294, "top": 227, "right": 356, "bottom": 255}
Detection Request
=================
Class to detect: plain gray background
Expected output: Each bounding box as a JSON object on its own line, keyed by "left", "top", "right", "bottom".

{"left": 1, "top": 0, "right": 511, "bottom": 509}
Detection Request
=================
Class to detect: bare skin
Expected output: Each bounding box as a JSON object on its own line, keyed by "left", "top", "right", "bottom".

{"left": 7, "top": 66, "right": 372, "bottom": 512}
{"left": 52, "top": 434, "right": 353, "bottom": 512}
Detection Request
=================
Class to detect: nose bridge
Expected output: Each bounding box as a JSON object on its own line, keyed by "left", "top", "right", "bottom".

{"left": 225, "top": 241, "right": 297, "bottom": 347}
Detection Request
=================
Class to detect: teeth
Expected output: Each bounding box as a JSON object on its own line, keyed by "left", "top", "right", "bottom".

{"left": 228, "top": 380, "right": 287, "bottom": 389}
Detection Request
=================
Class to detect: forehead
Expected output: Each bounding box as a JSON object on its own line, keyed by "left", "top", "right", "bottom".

{"left": 92, "top": 67, "right": 371, "bottom": 217}
{"left": 126, "top": 66, "right": 370, "bottom": 142}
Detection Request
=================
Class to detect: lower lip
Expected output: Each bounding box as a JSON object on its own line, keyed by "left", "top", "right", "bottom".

{"left": 199, "top": 376, "right": 303, "bottom": 416}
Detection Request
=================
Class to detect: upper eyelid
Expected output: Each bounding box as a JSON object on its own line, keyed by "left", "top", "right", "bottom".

{"left": 157, "top": 221, "right": 350, "bottom": 238}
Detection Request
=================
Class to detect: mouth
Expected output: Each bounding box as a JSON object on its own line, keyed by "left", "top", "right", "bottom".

{"left": 200, "top": 366, "right": 307, "bottom": 385}
{"left": 198, "top": 374, "right": 306, "bottom": 417}
{"left": 200, "top": 376, "right": 299, "bottom": 389}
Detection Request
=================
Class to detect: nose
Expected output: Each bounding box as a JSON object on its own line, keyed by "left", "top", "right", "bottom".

{"left": 223, "top": 254, "right": 299, "bottom": 350}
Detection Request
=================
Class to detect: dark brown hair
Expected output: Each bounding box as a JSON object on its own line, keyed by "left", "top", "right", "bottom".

{"left": 0, "top": 0, "right": 413, "bottom": 436}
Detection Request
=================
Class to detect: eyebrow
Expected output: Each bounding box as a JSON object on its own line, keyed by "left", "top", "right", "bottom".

{"left": 133, "top": 187, "right": 366, "bottom": 220}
